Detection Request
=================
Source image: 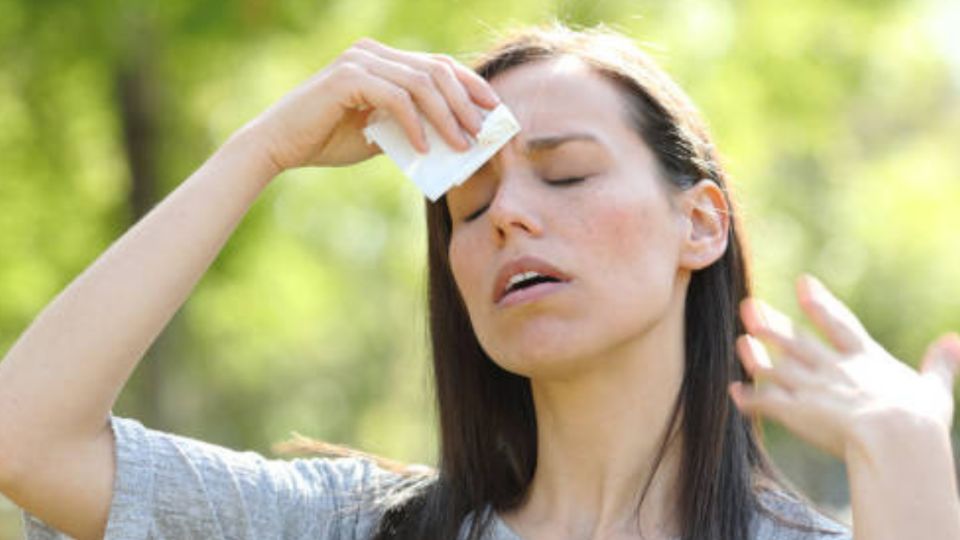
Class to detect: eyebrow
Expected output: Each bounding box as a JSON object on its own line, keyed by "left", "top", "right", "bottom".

{"left": 526, "top": 133, "right": 600, "bottom": 152}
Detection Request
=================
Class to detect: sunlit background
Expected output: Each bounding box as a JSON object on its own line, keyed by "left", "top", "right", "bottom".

{"left": 2, "top": 0, "right": 959, "bottom": 537}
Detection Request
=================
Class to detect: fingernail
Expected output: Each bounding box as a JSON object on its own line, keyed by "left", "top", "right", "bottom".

{"left": 756, "top": 300, "right": 795, "bottom": 339}
{"left": 745, "top": 335, "right": 773, "bottom": 368}
{"left": 417, "top": 138, "right": 430, "bottom": 154}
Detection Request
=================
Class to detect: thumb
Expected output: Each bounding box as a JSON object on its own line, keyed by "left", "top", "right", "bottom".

{"left": 920, "top": 333, "right": 960, "bottom": 393}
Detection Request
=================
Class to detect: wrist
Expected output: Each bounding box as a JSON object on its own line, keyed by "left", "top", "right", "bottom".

{"left": 844, "top": 410, "right": 960, "bottom": 539}
{"left": 845, "top": 409, "right": 952, "bottom": 469}
{"left": 220, "top": 122, "right": 285, "bottom": 183}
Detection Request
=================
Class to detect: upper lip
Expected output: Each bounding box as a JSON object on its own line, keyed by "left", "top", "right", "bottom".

{"left": 492, "top": 255, "right": 572, "bottom": 303}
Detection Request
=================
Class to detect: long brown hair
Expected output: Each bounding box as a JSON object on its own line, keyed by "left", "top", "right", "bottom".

{"left": 361, "top": 24, "right": 834, "bottom": 540}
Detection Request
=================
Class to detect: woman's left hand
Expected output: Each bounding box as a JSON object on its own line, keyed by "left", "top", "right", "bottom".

{"left": 729, "top": 274, "right": 960, "bottom": 459}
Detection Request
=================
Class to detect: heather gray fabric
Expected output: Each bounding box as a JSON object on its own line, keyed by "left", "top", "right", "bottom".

{"left": 22, "top": 415, "right": 851, "bottom": 539}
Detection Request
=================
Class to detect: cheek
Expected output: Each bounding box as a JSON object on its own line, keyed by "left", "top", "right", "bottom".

{"left": 581, "top": 199, "right": 662, "bottom": 256}
{"left": 578, "top": 193, "right": 682, "bottom": 294}
{"left": 448, "top": 232, "right": 484, "bottom": 306}
{"left": 612, "top": 206, "right": 650, "bottom": 251}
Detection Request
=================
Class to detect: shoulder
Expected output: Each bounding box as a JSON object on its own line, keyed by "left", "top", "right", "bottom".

{"left": 752, "top": 488, "right": 851, "bottom": 540}
{"left": 23, "top": 415, "right": 431, "bottom": 540}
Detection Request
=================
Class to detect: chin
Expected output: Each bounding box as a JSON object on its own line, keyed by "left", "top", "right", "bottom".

{"left": 482, "top": 311, "right": 663, "bottom": 380}
{"left": 482, "top": 331, "right": 602, "bottom": 380}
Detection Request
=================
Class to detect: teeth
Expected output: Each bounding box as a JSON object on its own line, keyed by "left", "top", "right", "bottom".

{"left": 506, "top": 271, "right": 544, "bottom": 292}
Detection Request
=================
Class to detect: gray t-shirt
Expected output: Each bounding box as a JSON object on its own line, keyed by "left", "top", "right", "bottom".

{"left": 22, "top": 415, "right": 851, "bottom": 539}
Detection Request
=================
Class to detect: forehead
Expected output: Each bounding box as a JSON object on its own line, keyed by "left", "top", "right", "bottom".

{"left": 488, "top": 57, "right": 632, "bottom": 140}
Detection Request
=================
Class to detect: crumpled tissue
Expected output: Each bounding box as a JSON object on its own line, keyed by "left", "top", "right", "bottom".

{"left": 363, "top": 103, "right": 521, "bottom": 202}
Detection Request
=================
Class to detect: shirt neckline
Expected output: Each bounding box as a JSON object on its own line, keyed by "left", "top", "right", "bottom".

{"left": 490, "top": 511, "right": 524, "bottom": 539}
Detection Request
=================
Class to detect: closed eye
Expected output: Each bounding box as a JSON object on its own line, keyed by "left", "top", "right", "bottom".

{"left": 464, "top": 203, "right": 490, "bottom": 223}
{"left": 461, "top": 177, "right": 589, "bottom": 223}
{"left": 545, "top": 176, "right": 587, "bottom": 186}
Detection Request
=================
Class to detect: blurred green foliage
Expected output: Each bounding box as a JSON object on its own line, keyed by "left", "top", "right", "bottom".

{"left": 2, "top": 0, "right": 959, "bottom": 536}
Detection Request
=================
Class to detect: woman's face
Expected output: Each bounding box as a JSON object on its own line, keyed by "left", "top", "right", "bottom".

{"left": 446, "top": 58, "right": 700, "bottom": 378}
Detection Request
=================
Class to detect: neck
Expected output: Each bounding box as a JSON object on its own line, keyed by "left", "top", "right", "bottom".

{"left": 503, "top": 283, "right": 687, "bottom": 540}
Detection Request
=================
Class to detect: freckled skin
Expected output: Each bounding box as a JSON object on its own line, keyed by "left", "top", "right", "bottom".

{"left": 446, "top": 59, "right": 691, "bottom": 380}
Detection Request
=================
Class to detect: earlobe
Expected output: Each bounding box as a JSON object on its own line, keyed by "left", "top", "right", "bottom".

{"left": 679, "top": 179, "right": 730, "bottom": 270}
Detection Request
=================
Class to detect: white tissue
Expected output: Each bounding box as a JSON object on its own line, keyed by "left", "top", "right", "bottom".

{"left": 363, "top": 103, "right": 521, "bottom": 202}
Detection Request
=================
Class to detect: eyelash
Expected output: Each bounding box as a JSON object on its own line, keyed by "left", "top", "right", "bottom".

{"left": 461, "top": 176, "right": 588, "bottom": 223}
{"left": 547, "top": 176, "right": 588, "bottom": 186}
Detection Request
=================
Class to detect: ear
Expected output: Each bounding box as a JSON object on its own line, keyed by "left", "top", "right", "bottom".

{"left": 677, "top": 179, "right": 730, "bottom": 271}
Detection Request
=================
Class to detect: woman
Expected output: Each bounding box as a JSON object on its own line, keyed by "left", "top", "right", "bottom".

{"left": 1, "top": 24, "right": 958, "bottom": 540}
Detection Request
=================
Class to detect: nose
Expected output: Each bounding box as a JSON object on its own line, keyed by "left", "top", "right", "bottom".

{"left": 486, "top": 169, "right": 543, "bottom": 246}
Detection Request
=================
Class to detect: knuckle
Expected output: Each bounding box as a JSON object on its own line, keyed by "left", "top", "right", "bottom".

{"left": 430, "top": 53, "right": 455, "bottom": 64}
{"left": 352, "top": 37, "right": 378, "bottom": 50}
{"left": 388, "top": 86, "right": 413, "bottom": 106}
{"left": 333, "top": 61, "right": 364, "bottom": 81}
{"left": 338, "top": 48, "right": 366, "bottom": 65}
{"left": 409, "top": 71, "right": 433, "bottom": 91}
{"left": 428, "top": 61, "right": 455, "bottom": 81}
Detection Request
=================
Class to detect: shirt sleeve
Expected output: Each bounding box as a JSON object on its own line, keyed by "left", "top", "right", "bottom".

{"left": 21, "top": 415, "right": 409, "bottom": 540}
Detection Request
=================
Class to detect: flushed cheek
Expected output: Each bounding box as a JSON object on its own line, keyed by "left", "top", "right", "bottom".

{"left": 449, "top": 235, "right": 488, "bottom": 313}
{"left": 609, "top": 204, "right": 645, "bottom": 243}
{"left": 578, "top": 200, "right": 658, "bottom": 260}
{"left": 581, "top": 200, "right": 679, "bottom": 306}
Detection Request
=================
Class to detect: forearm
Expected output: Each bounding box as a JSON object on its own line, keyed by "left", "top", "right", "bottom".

{"left": 0, "top": 128, "right": 278, "bottom": 474}
{"left": 847, "top": 414, "right": 960, "bottom": 540}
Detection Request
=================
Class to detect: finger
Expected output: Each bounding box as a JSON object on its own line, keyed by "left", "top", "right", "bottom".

{"left": 728, "top": 381, "right": 793, "bottom": 423}
{"left": 920, "top": 333, "right": 960, "bottom": 393}
{"left": 796, "top": 274, "right": 871, "bottom": 353}
{"left": 357, "top": 39, "right": 500, "bottom": 110}
{"left": 422, "top": 59, "right": 484, "bottom": 135}
{"left": 336, "top": 62, "right": 428, "bottom": 152}
{"left": 737, "top": 335, "right": 819, "bottom": 392}
{"left": 430, "top": 53, "right": 501, "bottom": 109}
{"left": 353, "top": 41, "right": 484, "bottom": 143}
{"left": 350, "top": 49, "right": 471, "bottom": 150}
{"left": 740, "top": 298, "right": 838, "bottom": 369}
{"left": 736, "top": 334, "right": 779, "bottom": 384}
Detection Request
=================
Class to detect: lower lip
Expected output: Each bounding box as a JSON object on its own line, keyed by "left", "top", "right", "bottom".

{"left": 497, "top": 281, "right": 569, "bottom": 308}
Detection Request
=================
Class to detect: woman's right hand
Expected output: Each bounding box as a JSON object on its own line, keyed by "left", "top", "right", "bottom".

{"left": 244, "top": 38, "right": 501, "bottom": 174}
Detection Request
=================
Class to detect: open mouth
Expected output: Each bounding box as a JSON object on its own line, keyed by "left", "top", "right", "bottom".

{"left": 492, "top": 255, "right": 572, "bottom": 305}
{"left": 499, "top": 277, "right": 568, "bottom": 307}
{"left": 504, "top": 271, "right": 561, "bottom": 295}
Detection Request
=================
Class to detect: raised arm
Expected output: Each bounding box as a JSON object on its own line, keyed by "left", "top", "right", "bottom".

{"left": 730, "top": 274, "right": 960, "bottom": 540}
{"left": 0, "top": 135, "right": 278, "bottom": 539}
{"left": 0, "top": 38, "right": 497, "bottom": 540}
